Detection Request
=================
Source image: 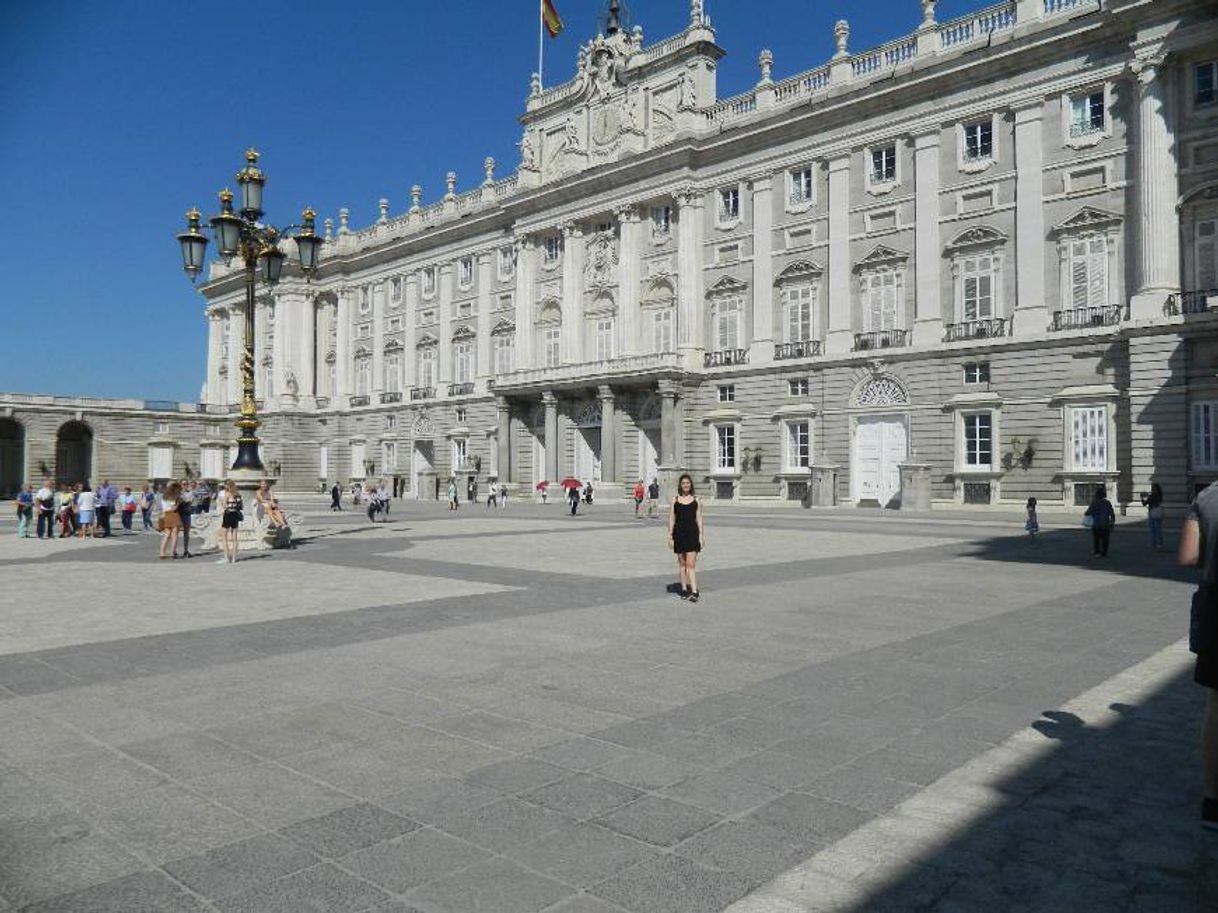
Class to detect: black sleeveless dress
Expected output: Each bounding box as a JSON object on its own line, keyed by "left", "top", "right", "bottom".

{"left": 672, "top": 498, "right": 701, "bottom": 554}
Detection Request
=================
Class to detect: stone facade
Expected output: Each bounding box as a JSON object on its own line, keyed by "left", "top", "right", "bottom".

{"left": 5, "top": 0, "right": 1217, "bottom": 508}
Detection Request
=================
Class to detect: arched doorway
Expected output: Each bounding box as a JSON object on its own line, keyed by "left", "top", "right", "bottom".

{"left": 0, "top": 418, "right": 23, "bottom": 498}
{"left": 56, "top": 421, "right": 93, "bottom": 487}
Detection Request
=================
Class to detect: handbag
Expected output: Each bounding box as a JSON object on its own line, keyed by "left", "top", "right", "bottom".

{"left": 1081, "top": 515, "right": 1095, "bottom": 529}
{"left": 156, "top": 516, "right": 165, "bottom": 532}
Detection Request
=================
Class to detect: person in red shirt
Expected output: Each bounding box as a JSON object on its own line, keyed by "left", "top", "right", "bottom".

{"left": 632, "top": 480, "right": 645, "bottom": 517}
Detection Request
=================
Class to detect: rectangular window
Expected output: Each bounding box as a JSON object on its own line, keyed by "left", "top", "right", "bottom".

{"left": 595, "top": 318, "right": 615, "bottom": 361}
{"left": 1070, "top": 91, "right": 1105, "bottom": 136}
{"left": 963, "top": 413, "right": 993, "bottom": 469}
{"left": 785, "top": 421, "right": 810, "bottom": 470}
{"left": 456, "top": 407, "right": 467, "bottom": 423}
{"left": 718, "top": 187, "right": 740, "bottom": 223}
{"left": 788, "top": 378, "right": 809, "bottom": 397}
{"left": 1196, "top": 62, "right": 1216, "bottom": 107}
{"left": 359, "top": 286, "right": 371, "bottom": 313}
{"left": 421, "top": 268, "right": 436, "bottom": 296}
{"left": 384, "top": 355, "right": 401, "bottom": 392}
{"left": 863, "top": 270, "right": 901, "bottom": 332}
{"left": 498, "top": 293, "right": 514, "bottom": 311}
{"left": 715, "top": 424, "right": 736, "bottom": 471}
{"left": 783, "top": 285, "right": 814, "bottom": 342}
{"left": 457, "top": 301, "right": 473, "bottom": 318}
{"left": 386, "top": 414, "right": 397, "bottom": 429}
{"left": 390, "top": 276, "right": 402, "bottom": 302}
{"left": 499, "top": 246, "right": 516, "bottom": 279}
{"left": 961, "top": 255, "right": 995, "bottom": 320}
{"left": 718, "top": 385, "right": 735, "bottom": 403}
{"left": 1069, "top": 236, "right": 1108, "bottom": 308}
{"left": 493, "top": 334, "right": 515, "bottom": 374}
{"left": 963, "top": 119, "right": 993, "bottom": 161}
{"left": 544, "top": 328, "right": 561, "bottom": 367}
{"left": 1071, "top": 406, "right": 1108, "bottom": 471}
{"left": 871, "top": 145, "right": 897, "bottom": 184}
{"left": 459, "top": 257, "right": 474, "bottom": 287}
{"left": 454, "top": 343, "right": 472, "bottom": 384}
{"left": 417, "top": 348, "right": 436, "bottom": 388}
{"left": 963, "top": 362, "right": 991, "bottom": 384}
{"left": 544, "top": 236, "right": 562, "bottom": 264}
{"left": 155, "top": 421, "right": 169, "bottom": 435}
{"left": 387, "top": 317, "right": 402, "bottom": 331}
{"left": 356, "top": 324, "right": 371, "bottom": 339}
{"left": 452, "top": 437, "right": 468, "bottom": 469}
{"left": 714, "top": 298, "right": 741, "bottom": 351}
{"left": 383, "top": 442, "right": 397, "bottom": 470}
{"left": 355, "top": 359, "right": 371, "bottom": 397}
{"left": 651, "top": 205, "right": 672, "bottom": 235}
{"left": 652, "top": 308, "right": 674, "bottom": 354}
{"left": 1193, "top": 402, "right": 1218, "bottom": 469}
{"left": 1197, "top": 219, "right": 1217, "bottom": 291}
{"left": 789, "top": 167, "right": 814, "bottom": 206}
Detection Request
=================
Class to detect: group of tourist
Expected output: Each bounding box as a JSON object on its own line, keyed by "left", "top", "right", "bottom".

{"left": 14, "top": 479, "right": 156, "bottom": 540}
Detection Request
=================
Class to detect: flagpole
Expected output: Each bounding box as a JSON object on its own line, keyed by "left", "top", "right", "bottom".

{"left": 538, "top": 0, "right": 545, "bottom": 87}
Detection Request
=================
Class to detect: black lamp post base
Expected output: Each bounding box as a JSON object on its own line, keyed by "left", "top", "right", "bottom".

{"left": 231, "top": 440, "right": 264, "bottom": 473}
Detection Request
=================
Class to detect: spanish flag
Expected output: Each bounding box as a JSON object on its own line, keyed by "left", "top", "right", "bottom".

{"left": 542, "top": 0, "right": 563, "bottom": 38}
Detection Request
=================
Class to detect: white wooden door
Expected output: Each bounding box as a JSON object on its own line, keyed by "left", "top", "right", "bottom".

{"left": 854, "top": 416, "right": 907, "bottom": 506}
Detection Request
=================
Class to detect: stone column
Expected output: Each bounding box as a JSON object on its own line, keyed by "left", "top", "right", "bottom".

{"left": 617, "top": 206, "right": 643, "bottom": 356}
{"left": 1013, "top": 101, "right": 1048, "bottom": 335}
{"left": 542, "top": 391, "right": 559, "bottom": 483}
{"left": 496, "top": 396, "right": 512, "bottom": 483}
{"left": 372, "top": 282, "right": 385, "bottom": 396}
{"left": 598, "top": 385, "right": 616, "bottom": 484}
{"left": 913, "top": 132, "right": 943, "bottom": 345}
{"left": 404, "top": 273, "right": 419, "bottom": 393}
{"left": 476, "top": 251, "right": 493, "bottom": 385}
{"left": 826, "top": 155, "right": 853, "bottom": 355}
{"left": 1131, "top": 53, "right": 1181, "bottom": 320}
{"left": 335, "top": 287, "right": 353, "bottom": 399}
{"left": 561, "top": 223, "right": 585, "bottom": 363}
{"left": 514, "top": 236, "right": 535, "bottom": 368}
{"left": 205, "top": 311, "right": 222, "bottom": 405}
{"left": 750, "top": 173, "right": 774, "bottom": 363}
{"left": 676, "top": 187, "right": 705, "bottom": 368}
{"left": 658, "top": 380, "right": 679, "bottom": 466}
{"left": 226, "top": 306, "right": 244, "bottom": 406}
{"left": 438, "top": 264, "right": 454, "bottom": 385}
{"left": 298, "top": 290, "right": 317, "bottom": 406}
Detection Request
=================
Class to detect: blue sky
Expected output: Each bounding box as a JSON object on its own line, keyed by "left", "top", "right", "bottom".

{"left": 0, "top": 0, "right": 981, "bottom": 401}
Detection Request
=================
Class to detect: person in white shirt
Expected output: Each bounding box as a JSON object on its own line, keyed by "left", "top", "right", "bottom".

{"left": 75, "top": 486, "right": 97, "bottom": 538}
{"left": 377, "top": 483, "right": 391, "bottom": 519}
{"left": 34, "top": 480, "right": 56, "bottom": 540}
{"left": 486, "top": 481, "right": 498, "bottom": 509}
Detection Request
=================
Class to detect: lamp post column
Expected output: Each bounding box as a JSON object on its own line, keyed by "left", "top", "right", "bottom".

{"left": 233, "top": 254, "right": 263, "bottom": 471}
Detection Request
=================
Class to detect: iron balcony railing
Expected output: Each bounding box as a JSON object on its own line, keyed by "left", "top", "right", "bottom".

{"left": 703, "top": 348, "right": 748, "bottom": 368}
{"left": 379, "top": 392, "right": 402, "bottom": 404}
{"left": 853, "top": 329, "right": 908, "bottom": 351}
{"left": 1169, "top": 289, "right": 1218, "bottom": 315}
{"left": 410, "top": 386, "right": 436, "bottom": 401}
{"left": 348, "top": 395, "right": 370, "bottom": 407}
{"left": 447, "top": 382, "right": 476, "bottom": 397}
{"left": 774, "top": 340, "right": 823, "bottom": 360}
{"left": 1050, "top": 305, "right": 1123, "bottom": 331}
{"left": 315, "top": 396, "right": 330, "bottom": 409}
{"left": 944, "top": 317, "right": 1007, "bottom": 342}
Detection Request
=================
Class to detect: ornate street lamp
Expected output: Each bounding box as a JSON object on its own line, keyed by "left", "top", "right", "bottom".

{"left": 176, "top": 149, "right": 321, "bottom": 472}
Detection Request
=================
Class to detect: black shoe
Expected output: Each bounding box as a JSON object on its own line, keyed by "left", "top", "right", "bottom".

{"left": 1204, "top": 797, "right": 1218, "bottom": 831}
{"left": 689, "top": 591, "right": 700, "bottom": 603}
{"left": 680, "top": 587, "right": 691, "bottom": 600}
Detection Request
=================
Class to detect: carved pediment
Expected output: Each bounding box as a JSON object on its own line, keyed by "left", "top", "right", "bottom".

{"left": 642, "top": 277, "right": 676, "bottom": 307}
{"left": 775, "top": 259, "right": 824, "bottom": 284}
{"left": 451, "top": 325, "right": 476, "bottom": 342}
{"left": 854, "top": 245, "right": 909, "bottom": 272}
{"left": 383, "top": 339, "right": 404, "bottom": 353}
{"left": 353, "top": 345, "right": 371, "bottom": 359}
{"left": 585, "top": 231, "right": 620, "bottom": 288}
{"left": 1051, "top": 206, "right": 1122, "bottom": 236}
{"left": 416, "top": 333, "right": 439, "bottom": 348}
{"left": 944, "top": 226, "right": 1008, "bottom": 251}
{"left": 706, "top": 275, "right": 749, "bottom": 297}
{"left": 491, "top": 318, "right": 516, "bottom": 335}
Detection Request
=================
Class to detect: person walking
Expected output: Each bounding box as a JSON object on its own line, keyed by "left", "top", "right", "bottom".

{"left": 218, "top": 480, "right": 244, "bottom": 564}
{"left": 1084, "top": 485, "right": 1116, "bottom": 558}
{"left": 486, "top": 481, "right": 498, "bottom": 509}
{"left": 95, "top": 479, "right": 117, "bottom": 537}
{"left": 75, "top": 485, "right": 97, "bottom": 539}
{"left": 1177, "top": 482, "right": 1218, "bottom": 831}
{"left": 330, "top": 482, "right": 342, "bottom": 511}
{"left": 366, "top": 482, "right": 381, "bottom": 523}
{"left": 15, "top": 483, "right": 33, "bottom": 538}
{"left": 633, "top": 480, "right": 645, "bottom": 518}
{"left": 378, "top": 481, "right": 391, "bottom": 519}
{"left": 1141, "top": 482, "right": 1166, "bottom": 550}
{"left": 58, "top": 486, "right": 75, "bottom": 538}
{"left": 119, "top": 486, "right": 138, "bottom": 533}
{"left": 178, "top": 481, "right": 196, "bottom": 558}
{"left": 499, "top": 483, "right": 508, "bottom": 509}
{"left": 1025, "top": 497, "right": 1039, "bottom": 542}
{"left": 667, "top": 473, "right": 705, "bottom": 602}
{"left": 139, "top": 484, "right": 154, "bottom": 531}
{"left": 35, "top": 479, "right": 55, "bottom": 540}
{"left": 447, "top": 477, "right": 459, "bottom": 511}
{"left": 647, "top": 478, "right": 660, "bottom": 519}
{"left": 567, "top": 483, "right": 580, "bottom": 517}
{"left": 351, "top": 481, "right": 362, "bottom": 506}
{"left": 158, "top": 481, "right": 182, "bottom": 559}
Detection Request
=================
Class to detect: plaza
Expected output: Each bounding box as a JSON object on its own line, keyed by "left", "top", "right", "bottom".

{"left": 0, "top": 501, "right": 1213, "bottom": 911}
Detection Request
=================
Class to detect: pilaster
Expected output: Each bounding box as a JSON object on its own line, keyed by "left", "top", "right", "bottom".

{"left": 617, "top": 206, "right": 643, "bottom": 357}
{"left": 227, "top": 305, "right": 244, "bottom": 406}
{"left": 561, "top": 224, "right": 585, "bottom": 364}
{"left": 438, "top": 264, "right": 454, "bottom": 385}
{"left": 476, "top": 252, "right": 493, "bottom": 386}
{"left": 676, "top": 187, "right": 705, "bottom": 369}
{"left": 372, "top": 281, "right": 385, "bottom": 395}
{"left": 826, "top": 155, "right": 853, "bottom": 355}
{"left": 335, "top": 287, "right": 353, "bottom": 400}
{"left": 205, "top": 311, "right": 222, "bottom": 405}
{"left": 913, "top": 132, "right": 943, "bottom": 345}
{"left": 658, "top": 379, "right": 679, "bottom": 467}
{"left": 404, "top": 273, "right": 419, "bottom": 393}
{"left": 750, "top": 174, "right": 775, "bottom": 363}
{"left": 299, "top": 290, "right": 317, "bottom": 407}
{"left": 515, "top": 236, "right": 536, "bottom": 369}
{"left": 1013, "top": 101, "right": 1048, "bottom": 335}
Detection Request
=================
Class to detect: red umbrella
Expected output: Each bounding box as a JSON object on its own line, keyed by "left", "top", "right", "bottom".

{"left": 560, "top": 477, "right": 582, "bottom": 489}
{"left": 535, "top": 481, "right": 550, "bottom": 491}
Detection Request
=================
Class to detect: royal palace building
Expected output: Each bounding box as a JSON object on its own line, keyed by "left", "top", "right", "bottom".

{"left": 4, "top": 0, "right": 1218, "bottom": 508}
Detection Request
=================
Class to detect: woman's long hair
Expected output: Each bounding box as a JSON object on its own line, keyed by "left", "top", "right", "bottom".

{"left": 677, "top": 473, "right": 695, "bottom": 496}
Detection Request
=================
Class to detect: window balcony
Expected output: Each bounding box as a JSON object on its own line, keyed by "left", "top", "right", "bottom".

{"left": 944, "top": 317, "right": 1007, "bottom": 342}
{"left": 774, "top": 340, "right": 822, "bottom": 360}
{"left": 492, "top": 352, "right": 682, "bottom": 394}
{"left": 410, "top": 387, "right": 436, "bottom": 401}
{"left": 704, "top": 348, "right": 749, "bottom": 368}
{"left": 349, "top": 395, "right": 370, "bottom": 407}
{"left": 853, "top": 330, "right": 908, "bottom": 351}
{"left": 380, "top": 392, "right": 402, "bottom": 404}
{"left": 1168, "top": 289, "right": 1218, "bottom": 315}
{"left": 448, "top": 382, "right": 476, "bottom": 397}
{"left": 1050, "top": 305, "right": 1123, "bottom": 331}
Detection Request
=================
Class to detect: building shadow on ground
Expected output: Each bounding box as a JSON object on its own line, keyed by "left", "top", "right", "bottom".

{"left": 832, "top": 666, "right": 1217, "bottom": 911}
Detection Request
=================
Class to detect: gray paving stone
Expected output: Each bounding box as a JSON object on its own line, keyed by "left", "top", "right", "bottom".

{"left": 341, "top": 828, "right": 491, "bottom": 893}
{"left": 743, "top": 791, "right": 871, "bottom": 845}
{"left": 802, "top": 768, "right": 923, "bottom": 813}
{"left": 436, "top": 796, "right": 572, "bottom": 853}
{"left": 213, "top": 861, "right": 390, "bottom": 913}
{"left": 184, "top": 763, "right": 355, "bottom": 829}
{"left": 277, "top": 741, "right": 434, "bottom": 800}
{"left": 673, "top": 818, "right": 820, "bottom": 881}
{"left": 117, "top": 731, "right": 262, "bottom": 780}
{"left": 0, "top": 713, "right": 101, "bottom": 763}
{"left": 588, "top": 719, "right": 680, "bottom": 749}
{"left": 404, "top": 857, "right": 572, "bottom": 913}
{"left": 25, "top": 747, "right": 170, "bottom": 809}
{"left": 350, "top": 688, "right": 466, "bottom": 723}
{"left": 505, "top": 820, "right": 658, "bottom": 887}
{"left": 590, "top": 853, "right": 755, "bottom": 913}
{"left": 713, "top": 750, "right": 820, "bottom": 791}
{"left": 207, "top": 713, "right": 353, "bottom": 760}
{"left": 593, "top": 751, "right": 705, "bottom": 791}
{"left": 465, "top": 756, "right": 569, "bottom": 794}
{"left": 649, "top": 730, "right": 757, "bottom": 766}
{"left": 376, "top": 773, "right": 504, "bottom": 822}
{"left": 278, "top": 803, "right": 420, "bottom": 858}
{"left": 162, "top": 832, "right": 319, "bottom": 901}
{"left": 16, "top": 869, "right": 211, "bottom": 913}
{"left": 540, "top": 896, "right": 632, "bottom": 913}
{"left": 523, "top": 773, "right": 642, "bottom": 820}
{"left": 432, "top": 710, "right": 570, "bottom": 752}
{"left": 530, "top": 737, "right": 637, "bottom": 772}
{"left": 594, "top": 796, "right": 719, "bottom": 847}
{"left": 660, "top": 770, "right": 782, "bottom": 816}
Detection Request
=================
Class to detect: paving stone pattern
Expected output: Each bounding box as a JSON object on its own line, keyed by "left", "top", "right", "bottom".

{"left": 0, "top": 503, "right": 1213, "bottom": 911}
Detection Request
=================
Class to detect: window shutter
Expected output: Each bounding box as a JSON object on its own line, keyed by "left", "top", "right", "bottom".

{"left": 1071, "top": 254, "right": 1090, "bottom": 309}
{"left": 1198, "top": 221, "right": 1217, "bottom": 290}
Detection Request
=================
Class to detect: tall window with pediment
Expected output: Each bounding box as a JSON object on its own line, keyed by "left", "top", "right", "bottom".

{"left": 1052, "top": 210, "right": 1121, "bottom": 314}
{"left": 454, "top": 341, "right": 473, "bottom": 384}
{"left": 782, "top": 285, "right": 815, "bottom": 343}
{"left": 544, "top": 329, "right": 562, "bottom": 367}
{"left": 711, "top": 297, "right": 742, "bottom": 352}
{"left": 354, "top": 355, "right": 370, "bottom": 397}
{"left": 1068, "top": 236, "right": 1108, "bottom": 309}
{"left": 417, "top": 346, "right": 436, "bottom": 389}
{"left": 595, "top": 318, "right": 615, "bottom": 361}
{"left": 384, "top": 353, "right": 401, "bottom": 393}
{"left": 861, "top": 269, "right": 903, "bottom": 332}
{"left": 493, "top": 332, "right": 515, "bottom": 374}
{"left": 536, "top": 303, "right": 562, "bottom": 367}
{"left": 959, "top": 254, "right": 1000, "bottom": 321}
{"left": 652, "top": 308, "right": 674, "bottom": 354}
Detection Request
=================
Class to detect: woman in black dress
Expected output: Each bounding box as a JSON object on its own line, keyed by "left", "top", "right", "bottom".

{"left": 667, "top": 473, "right": 705, "bottom": 602}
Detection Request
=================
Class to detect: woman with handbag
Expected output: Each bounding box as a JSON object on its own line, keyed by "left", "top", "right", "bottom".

{"left": 1083, "top": 485, "right": 1116, "bottom": 558}
{"left": 1141, "top": 482, "right": 1165, "bottom": 550}
{"left": 218, "top": 480, "right": 243, "bottom": 564}
{"left": 158, "top": 481, "right": 183, "bottom": 560}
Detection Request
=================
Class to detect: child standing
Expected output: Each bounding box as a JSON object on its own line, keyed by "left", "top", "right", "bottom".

{"left": 1025, "top": 497, "right": 1040, "bottom": 541}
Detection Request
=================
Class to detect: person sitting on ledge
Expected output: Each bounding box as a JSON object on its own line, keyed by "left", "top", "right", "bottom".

{"left": 255, "top": 480, "right": 287, "bottom": 528}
